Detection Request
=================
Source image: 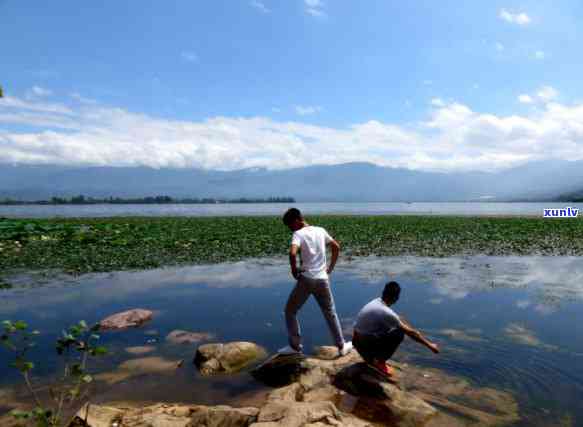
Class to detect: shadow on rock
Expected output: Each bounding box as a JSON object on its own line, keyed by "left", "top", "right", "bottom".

{"left": 250, "top": 353, "right": 309, "bottom": 388}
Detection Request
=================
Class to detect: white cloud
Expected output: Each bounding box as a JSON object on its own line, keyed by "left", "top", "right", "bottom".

{"left": 305, "top": 0, "right": 323, "bottom": 7}
{"left": 181, "top": 51, "right": 199, "bottom": 63}
{"left": 250, "top": 0, "right": 270, "bottom": 13}
{"left": 304, "top": 0, "right": 325, "bottom": 17}
{"left": 499, "top": 8, "right": 531, "bottom": 26}
{"left": 306, "top": 8, "right": 325, "bottom": 17}
{"left": 295, "top": 105, "right": 322, "bottom": 115}
{"left": 0, "top": 95, "right": 73, "bottom": 115}
{"left": 495, "top": 42, "right": 505, "bottom": 52}
{"left": 430, "top": 98, "right": 445, "bottom": 107}
{"left": 28, "top": 86, "right": 52, "bottom": 98}
{"left": 70, "top": 93, "right": 98, "bottom": 105}
{"left": 2, "top": 90, "right": 583, "bottom": 172}
{"left": 537, "top": 86, "right": 558, "bottom": 101}
{"left": 535, "top": 50, "right": 545, "bottom": 60}
{"left": 518, "top": 86, "right": 559, "bottom": 105}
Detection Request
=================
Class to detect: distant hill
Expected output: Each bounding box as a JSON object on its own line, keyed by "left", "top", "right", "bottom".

{"left": 1, "top": 160, "right": 583, "bottom": 202}
{"left": 557, "top": 189, "right": 583, "bottom": 202}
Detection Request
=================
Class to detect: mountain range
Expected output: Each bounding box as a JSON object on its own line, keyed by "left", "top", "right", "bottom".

{"left": 1, "top": 160, "right": 582, "bottom": 202}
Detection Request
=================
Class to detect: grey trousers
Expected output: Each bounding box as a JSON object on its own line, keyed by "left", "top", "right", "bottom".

{"left": 285, "top": 274, "right": 345, "bottom": 351}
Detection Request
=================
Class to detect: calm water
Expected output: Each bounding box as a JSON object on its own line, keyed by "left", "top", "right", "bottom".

{"left": 2, "top": 202, "right": 583, "bottom": 218}
{"left": 1, "top": 257, "right": 583, "bottom": 425}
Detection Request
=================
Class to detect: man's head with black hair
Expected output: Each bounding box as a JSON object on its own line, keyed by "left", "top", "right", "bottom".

{"left": 382, "top": 281, "right": 401, "bottom": 305}
{"left": 283, "top": 208, "right": 304, "bottom": 231}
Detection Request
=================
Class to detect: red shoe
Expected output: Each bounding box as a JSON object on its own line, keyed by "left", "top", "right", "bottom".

{"left": 370, "top": 360, "right": 395, "bottom": 378}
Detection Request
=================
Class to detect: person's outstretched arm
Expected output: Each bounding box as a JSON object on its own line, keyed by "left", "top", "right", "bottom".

{"left": 289, "top": 244, "right": 300, "bottom": 280}
{"left": 399, "top": 320, "right": 440, "bottom": 354}
{"left": 326, "top": 239, "right": 340, "bottom": 275}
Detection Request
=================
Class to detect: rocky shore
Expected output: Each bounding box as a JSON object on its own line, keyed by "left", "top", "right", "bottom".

{"left": 75, "top": 342, "right": 520, "bottom": 427}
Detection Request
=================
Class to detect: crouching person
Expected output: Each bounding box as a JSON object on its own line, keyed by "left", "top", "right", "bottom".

{"left": 353, "top": 281, "right": 440, "bottom": 377}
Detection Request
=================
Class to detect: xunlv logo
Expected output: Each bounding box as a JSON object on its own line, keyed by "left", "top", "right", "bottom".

{"left": 543, "top": 207, "right": 579, "bottom": 218}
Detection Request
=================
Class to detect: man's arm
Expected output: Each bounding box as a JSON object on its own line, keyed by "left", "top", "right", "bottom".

{"left": 399, "top": 320, "right": 440, "bottom": 354}
{"left": 289, "top": 244, "right": 300, "bottom": 280}
{"left": 326, "top": 239, "right": 340, "bottom": 275}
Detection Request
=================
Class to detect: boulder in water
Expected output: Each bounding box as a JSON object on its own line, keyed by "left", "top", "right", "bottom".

{"left": 194, "top": 341, "right": 267, "bottom": 375}
{"left": 166, "top": 330, "right": 215, "bottom": 345}
{"left": 99, "top": 309, "right": 153, "bottom": 330}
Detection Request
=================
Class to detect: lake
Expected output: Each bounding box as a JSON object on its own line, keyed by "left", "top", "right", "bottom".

{"left": 1, "top": 202, "right": 583, "bottom": 218}
{"left": 1, "top": 256, "right": 583, "bottom": 425}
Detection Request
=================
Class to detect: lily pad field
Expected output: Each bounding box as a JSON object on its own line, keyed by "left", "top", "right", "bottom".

{"left": 1, "top": 215, "right": 583, "bottom": 278}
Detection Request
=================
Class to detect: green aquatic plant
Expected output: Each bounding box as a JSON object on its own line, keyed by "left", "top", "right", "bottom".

{"left": 1, "top": 215, "right": 583, "bottom": 279}
{"left": 1, "top": 320, "right": 108, "bottom": 427}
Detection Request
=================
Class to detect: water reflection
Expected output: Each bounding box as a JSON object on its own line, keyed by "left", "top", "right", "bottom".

{"left": 1, "top": 256, "right": 583, "bottom": 425}
{"left": 342, "top": 255, "right": 583, "bottom": 307}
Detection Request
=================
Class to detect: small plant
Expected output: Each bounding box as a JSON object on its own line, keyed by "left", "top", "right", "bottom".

{"left": 1, "top": 320, "right": 108, "bottom": 427}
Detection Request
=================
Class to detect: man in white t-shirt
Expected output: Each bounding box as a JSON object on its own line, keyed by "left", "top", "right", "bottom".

{"left": 278, "top": 208, "right": 353, "bottom": 357}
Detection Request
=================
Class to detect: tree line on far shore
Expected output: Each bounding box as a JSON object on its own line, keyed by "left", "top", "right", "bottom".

{"left": 0, "top": 195, "right": 296, "bottom": 205}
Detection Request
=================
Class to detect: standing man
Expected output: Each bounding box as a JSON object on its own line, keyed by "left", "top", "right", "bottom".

{"left": 353, "top": 281, "right": 440, "bottom": 377}
{"left": 279, "top": 208, "right": 353, "bottom": 357}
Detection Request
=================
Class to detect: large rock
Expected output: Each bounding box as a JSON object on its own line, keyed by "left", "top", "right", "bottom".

{"left": 75, "top": 403, "right": 258, "bottom": 427}
{"left": 99, "top": 309, "right": 153, "bottom": 330}
{"left": 333, "top": 362, "right": 436, "bottom": 426}
{"left": 194, "top": 342, "right": 267, "bottom": 375}
{"left": 250, "top": 348, "right": 519, "bottom": 426}
{"left": 74, "top": 345, "right": 520, "bottom": 427}
{"left": 73, "top": 405, "right": 124, "bottom": 427}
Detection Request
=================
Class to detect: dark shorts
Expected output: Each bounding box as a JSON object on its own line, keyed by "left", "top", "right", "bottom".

{"left": 353, "top": 328, "right": 405, "bottom": 363}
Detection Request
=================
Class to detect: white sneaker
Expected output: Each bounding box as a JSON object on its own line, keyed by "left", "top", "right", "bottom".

{"left": 339, "top": 341, "right": 353, "bottom": 357}
{"left": 278, "top": 345, "right": 302, "bottom": 355}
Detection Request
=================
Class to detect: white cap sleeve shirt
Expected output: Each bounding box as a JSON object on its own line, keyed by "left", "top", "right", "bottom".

{"left": 291, "top": 226, "right": 333, "bottom": 280}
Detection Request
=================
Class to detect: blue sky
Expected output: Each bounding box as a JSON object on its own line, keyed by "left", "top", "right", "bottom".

{"left": 1, "top": 0, "right": 583, "bottom": 171}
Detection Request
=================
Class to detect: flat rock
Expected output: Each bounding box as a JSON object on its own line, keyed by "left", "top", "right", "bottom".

{"left": 313, "top": 346, "right": 339, "bottom": 361}
{"left": 251, "top": 400, "right": 371, "bottom": 427}
{"left": 125, "top": 345, "right": 156, "bottom": 355}
{"left": 95, "top": 356, "right": 180, "bottom": 384}
{"left": 99, "top": 309, "right": 153, "bottom": 330}
{"left": 194, "top": 341, "right": 267, "bottom": 375}
{"left": 75, "top": 403, "right": 258, "bottom": 427}
{"left": 166, "top": 329, "right": 215, "bottom": 345}
{"left": 189, "top": 405, "right": 260, "bottom": 427}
